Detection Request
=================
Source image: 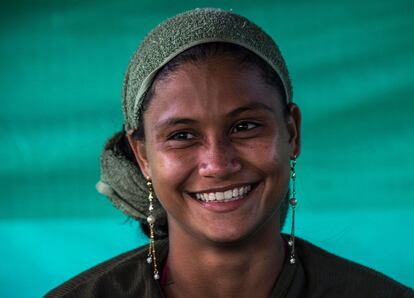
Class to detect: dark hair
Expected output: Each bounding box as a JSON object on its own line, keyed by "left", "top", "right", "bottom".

{"left": 117, "top": 42, "right": 291, "bottom": 237}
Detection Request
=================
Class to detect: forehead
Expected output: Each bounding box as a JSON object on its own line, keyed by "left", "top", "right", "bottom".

{"left": 145, "top": 56, "right": 284, "bottom": 122}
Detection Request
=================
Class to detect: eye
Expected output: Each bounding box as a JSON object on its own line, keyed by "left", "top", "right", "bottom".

{"left": 231, "top": 121, "right": 259, "bottom": 133}
{"left": 168, "top": 131, "right": 196, "bottom": 141}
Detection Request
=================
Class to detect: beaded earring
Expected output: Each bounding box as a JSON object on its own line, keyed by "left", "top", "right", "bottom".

{"left": 145, "top": 178, "right": 160, "bottom": 280}
{"left": 288, "top": 157, "right": 298, "bottom": 264}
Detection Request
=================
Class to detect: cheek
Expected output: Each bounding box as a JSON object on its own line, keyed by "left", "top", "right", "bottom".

{"left": 148, "top": 147, "right": 195, "bottom": 194}
{"left": 243, "top": 134, "right": 290, "bottom": 175}
{"left": 254, "top": 140, "right": 290, "bottom": 214}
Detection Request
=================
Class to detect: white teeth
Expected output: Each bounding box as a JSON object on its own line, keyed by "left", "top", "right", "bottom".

{"left": 224, "top": 190, "right": 233, "bottom": 199}
{"left": 194, "top": 185, "right": 253, "bottom": 202}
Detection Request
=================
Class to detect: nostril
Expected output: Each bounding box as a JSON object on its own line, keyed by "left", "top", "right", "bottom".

{"left": 231, "top": 160, "right": 242, "bottom": 172}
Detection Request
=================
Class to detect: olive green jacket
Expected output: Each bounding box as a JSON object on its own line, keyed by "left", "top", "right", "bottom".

{"left": 45, "top": 236, "right": 413, "bottom": 297}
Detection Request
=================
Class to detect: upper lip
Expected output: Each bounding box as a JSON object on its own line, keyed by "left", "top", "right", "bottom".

{"left": 188, "top": 182, "right": 259, "bottom": 194}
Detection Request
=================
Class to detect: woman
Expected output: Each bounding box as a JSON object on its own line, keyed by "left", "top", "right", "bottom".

{"left": 46, "top": 8, "right": 413, "bottom": 298}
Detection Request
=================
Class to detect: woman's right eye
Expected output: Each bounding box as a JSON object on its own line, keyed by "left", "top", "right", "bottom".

{"left": 168, "top": 131, "right": 196, "bottom": 141}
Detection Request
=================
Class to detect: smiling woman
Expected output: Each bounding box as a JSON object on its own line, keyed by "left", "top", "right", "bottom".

{"left": 129, "top": 52, "right": 297, "bottom": 252}
{"left": 45, "top": 8, "right": 413, "bottom": 298}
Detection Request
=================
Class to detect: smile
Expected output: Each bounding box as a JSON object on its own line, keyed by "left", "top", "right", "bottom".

{"left": 193, "top": 184, "right": 253, "bottom": 202}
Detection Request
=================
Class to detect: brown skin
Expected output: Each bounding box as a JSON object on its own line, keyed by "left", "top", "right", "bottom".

{"left": 128, "top": 55, "right": 301, "bottom": 298}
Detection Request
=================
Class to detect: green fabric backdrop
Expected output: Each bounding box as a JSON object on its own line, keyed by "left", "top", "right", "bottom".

{"left": 1, "top": 0, "right": 413, "bottom": 297}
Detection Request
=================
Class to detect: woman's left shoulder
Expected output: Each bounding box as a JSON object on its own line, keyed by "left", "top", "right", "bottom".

{"left": 295, "top": 237, "right": 413, "bottom": 297}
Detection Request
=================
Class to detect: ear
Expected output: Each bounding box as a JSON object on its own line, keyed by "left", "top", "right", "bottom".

{"left": 127, "top": 134, "right": 152, "bottom": 178}
{"left": 286, "top": 103, "right": 301, "bottom": 159}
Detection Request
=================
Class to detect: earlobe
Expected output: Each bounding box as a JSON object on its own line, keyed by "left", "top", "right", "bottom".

{"left": 126, "top": 134, "right": 151, "bottom": 178}
{"left": 286, "top": 103, "right": 301, "bottom": 159}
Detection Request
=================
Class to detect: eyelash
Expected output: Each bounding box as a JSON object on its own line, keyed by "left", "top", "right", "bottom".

{"left": 168, "top": 131, "right": 196, "bottom": 141}
{"left": 167, "top": 121, "right": 260, "bottom": 142}
{"left": 231, "top": 121, "right": 260, "bottom": 134}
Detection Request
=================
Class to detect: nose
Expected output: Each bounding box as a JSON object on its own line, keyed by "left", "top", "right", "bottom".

{"left": 198, "top": 138, "right": 242, "bottom": 179}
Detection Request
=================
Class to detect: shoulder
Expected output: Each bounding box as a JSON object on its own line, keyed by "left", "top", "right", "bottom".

{"left": 45, "top": 239, "right": 168, "bottom": 298}
{"left": 295, "top": 237, "right": 413, "bottom": 297}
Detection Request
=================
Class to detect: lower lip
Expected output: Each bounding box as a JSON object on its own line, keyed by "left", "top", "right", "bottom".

{"left": 193, "top": 186, "right": 257, "bottom": 213}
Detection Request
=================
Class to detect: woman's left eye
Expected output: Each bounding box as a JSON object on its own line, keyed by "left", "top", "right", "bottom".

{"left": 231, "top": 121, "right": 259, "bottom": 133}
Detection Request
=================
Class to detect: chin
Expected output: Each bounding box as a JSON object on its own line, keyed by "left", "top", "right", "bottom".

{"left": 200, "top": 224, "right": 258, "bottom": 247}
{"left": 202, "top": 212, "right": 281, "bottom": 247}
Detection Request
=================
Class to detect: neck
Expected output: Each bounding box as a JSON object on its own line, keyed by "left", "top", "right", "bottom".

{"left": 162, "top": 218, "right": 286, "bottom": 298}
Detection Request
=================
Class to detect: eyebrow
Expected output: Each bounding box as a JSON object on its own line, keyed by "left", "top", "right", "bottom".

{"left": 227, "top": 102, "right": 274, "bottom": 117}
{"left": 155, "top": 118, "right": 198, "bottom": 130}
{"left": 154, "top": 102, "right": 274, "bottom": 130}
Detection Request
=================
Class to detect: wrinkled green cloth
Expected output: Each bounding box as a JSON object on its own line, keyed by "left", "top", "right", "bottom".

{"left": 122, "top": 7, "right": 292, "bottom": 131}
{"left": 97, "top": 8, "right": 292, "bottom": 231}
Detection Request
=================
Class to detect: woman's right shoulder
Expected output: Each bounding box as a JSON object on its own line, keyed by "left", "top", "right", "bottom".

{"left": 44, "top": 240, "right": 167, "bottom": 298}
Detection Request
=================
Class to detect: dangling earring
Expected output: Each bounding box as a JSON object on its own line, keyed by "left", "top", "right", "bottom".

{"left": 146, "top": 177, "right": 160, "bottom": 280}
{"left": 288, "top": 157, "right": 298, "bottom": 264}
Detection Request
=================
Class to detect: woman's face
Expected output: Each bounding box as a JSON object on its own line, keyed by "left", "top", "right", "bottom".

{"left": 129, "top": 55, "right": 300, "bottom": 245}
